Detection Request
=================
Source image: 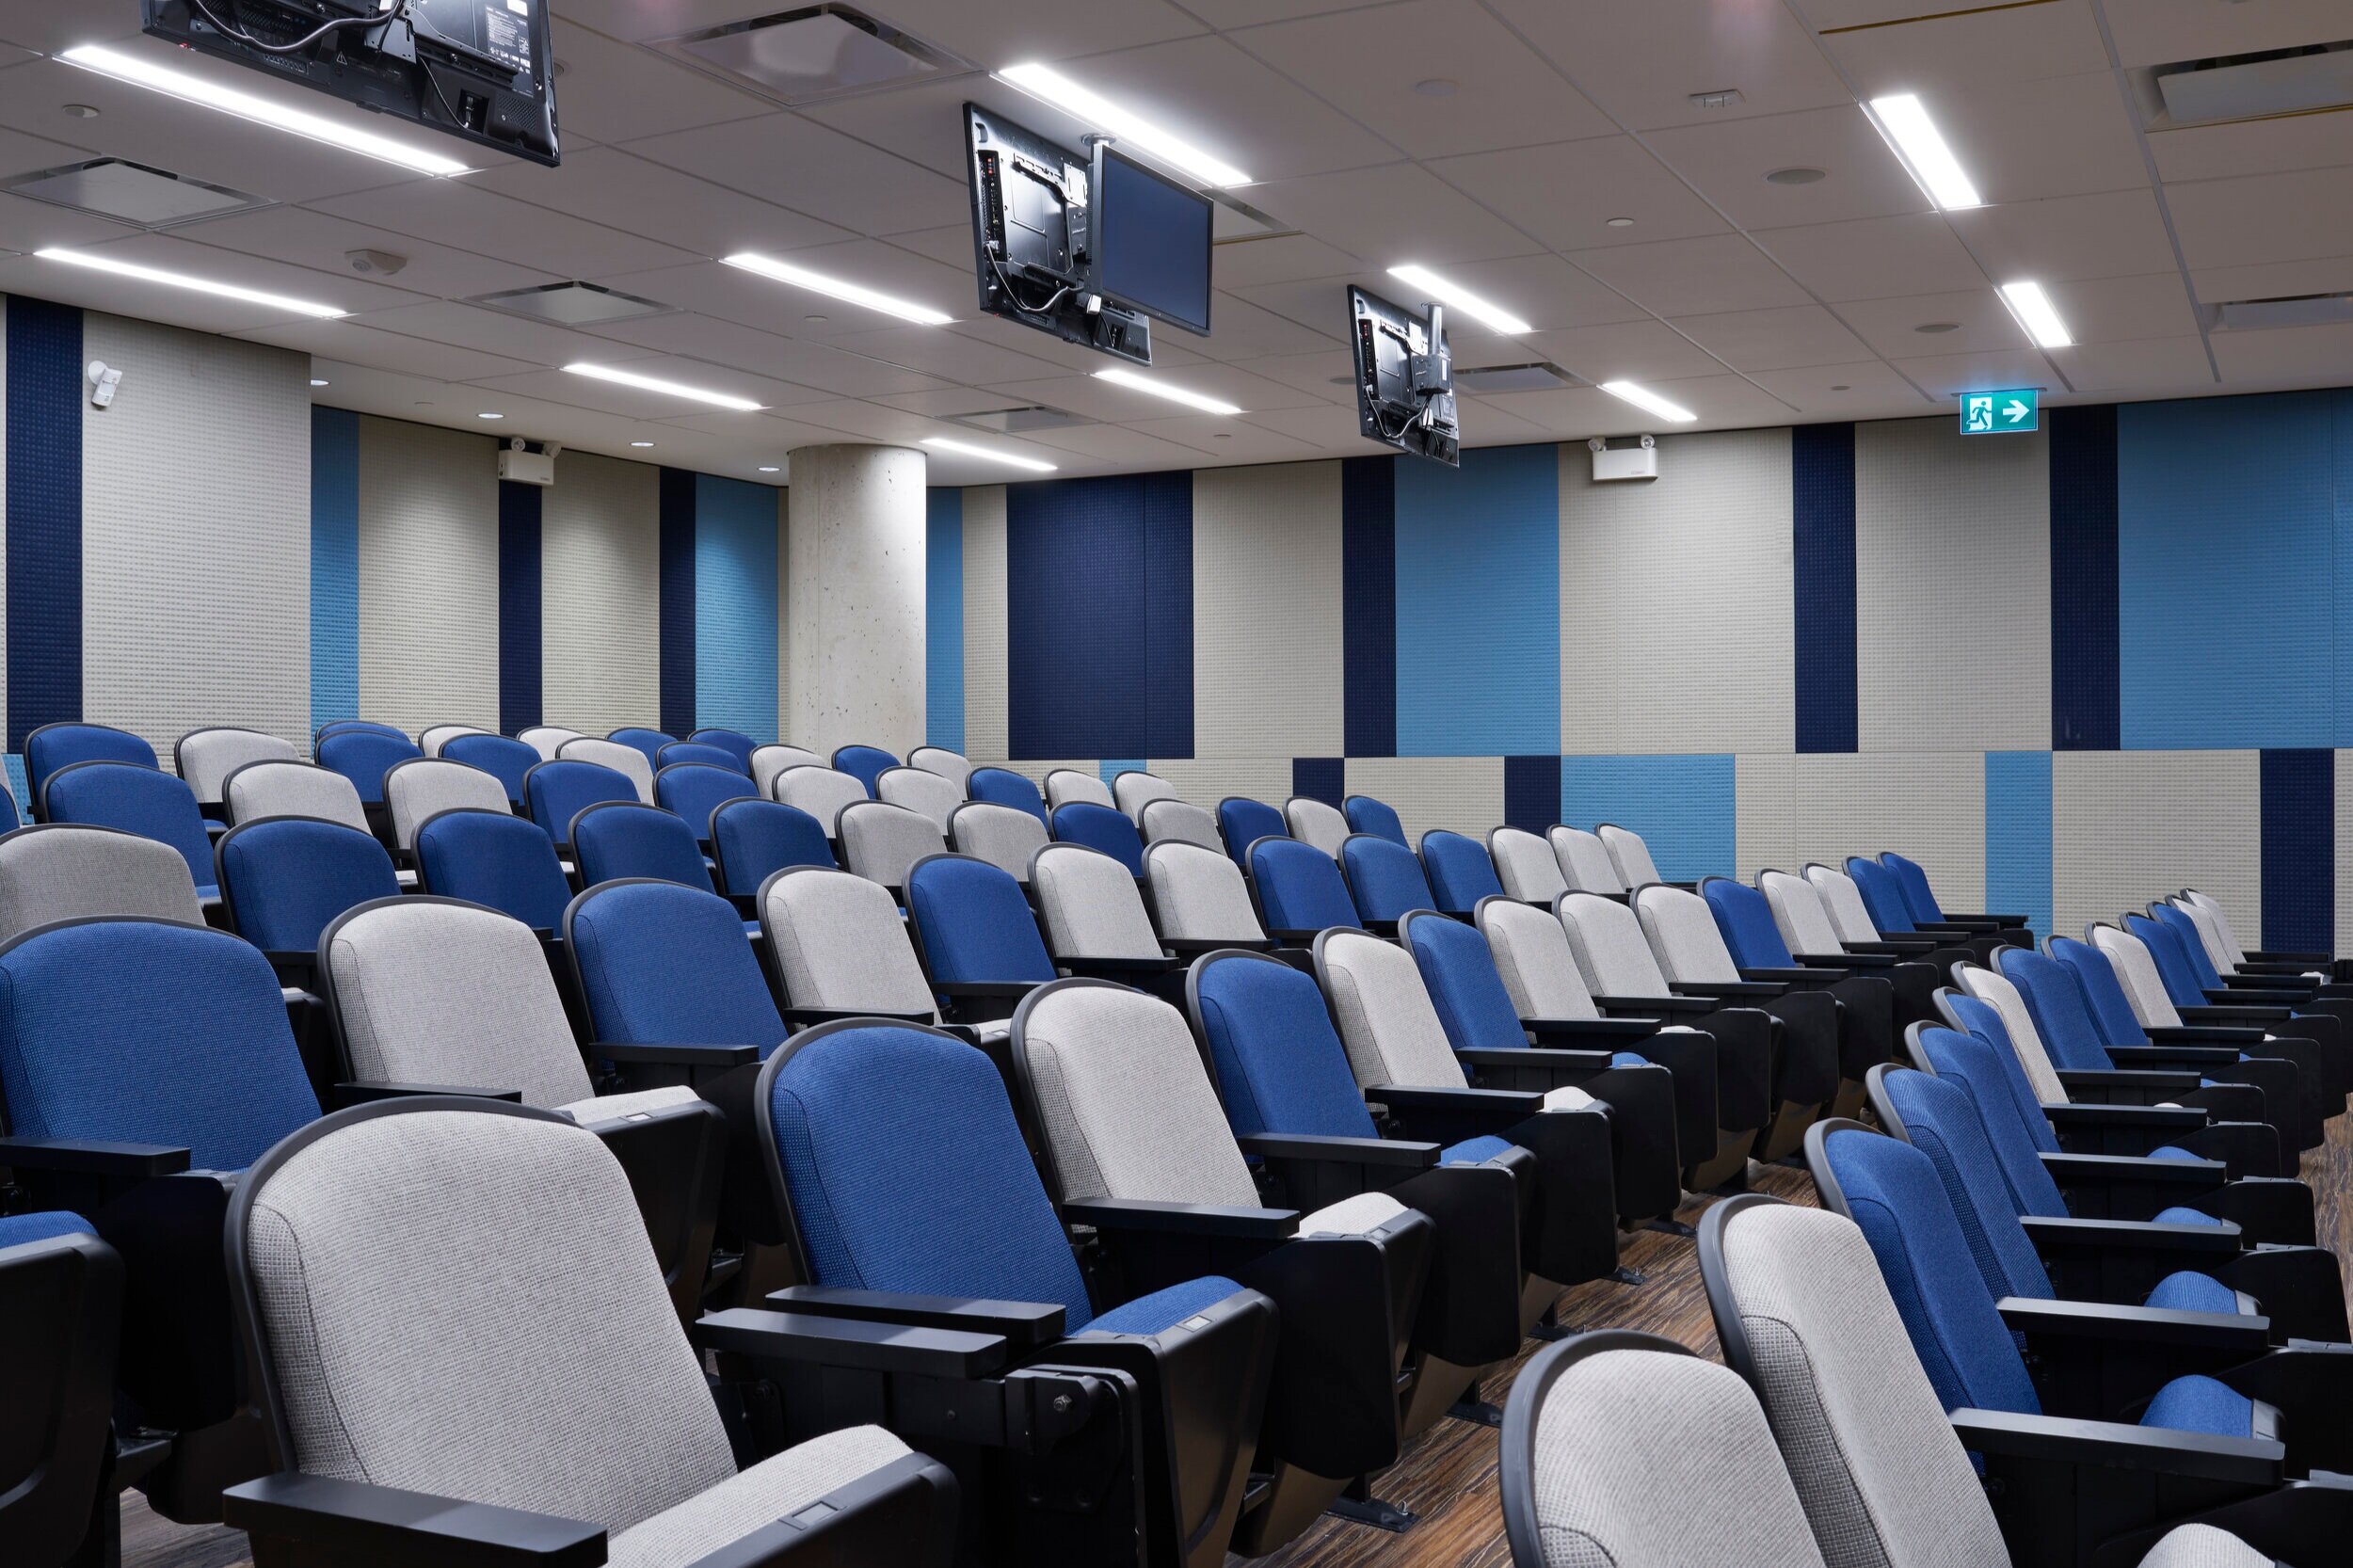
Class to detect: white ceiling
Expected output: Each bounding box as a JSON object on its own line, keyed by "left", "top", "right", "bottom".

{"left": 1, "top": 0, "right": 2347, "bottom": 487}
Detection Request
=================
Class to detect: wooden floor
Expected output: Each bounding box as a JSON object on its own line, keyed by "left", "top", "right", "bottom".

{"left": 123, "top": 1113, "right": 2353, "bottom": 1568}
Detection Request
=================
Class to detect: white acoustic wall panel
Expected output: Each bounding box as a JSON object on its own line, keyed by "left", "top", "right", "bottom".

{"left": 1737, "top": 751, "right": 1984, "bottom": 902}
{"left": 357, "top": 417, "right": 499, "bottom": 734}
{"left": 1559, "top": 428, "right": 1794, "bottom": 754}
{"left": 2054, "top": 750, "right": 2259, "bottom": 946}
{"left": 1193, "top": 461, "right": 1344, "bottom": 758}
{"left": 961, "top": 484, "right": 1008, "bottom": 763}
{"left": 1147, "top": 756, "right": 1295, "bottom": 813}
{"left": 541, "top": 451, "right": 659, "bottom": 734}
{"left": 0, "top": 299, "right": 9, "bottom": 754}
{"left": 1344, "top": 756, "right": 1504, "bottom": 844}
{"left": 1856, "top": 417, "right": 2050, "bottom": 751}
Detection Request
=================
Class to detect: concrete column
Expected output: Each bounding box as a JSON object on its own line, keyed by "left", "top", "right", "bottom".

{"left": 784, "top": 443, "right": 926, "bottom": 750}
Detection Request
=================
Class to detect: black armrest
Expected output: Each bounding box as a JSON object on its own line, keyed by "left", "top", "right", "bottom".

{"left": 1669, "top": 980, "right": 1785, "bottom": 999}
{"left": 1235, "top": 1132, "right": 1438, "bottom": 1169}
{"left": 1741, "top": 965, "right": 1847, "bottom": 983}
{"left": 1368, "top": 1082, "right": 1545, "bottom": 1116}
{"left": 2041, "top": 1103, "right": 2209, "bottom": 1130}
{"left": 1268, "top": 928, "right": 1323, "bottom": 945}
{"left": 589, "top": 1042, "right": 760, "bottom": 1068}
{"left": 764, "top": 1286, "right": 1065, "bottom": 1350}
{"left": 2040, "top": 1151, "right": 2226, "bottom": 1186}
{"left": 2204, "top": 986, "right": 2301, "bottom": 1005}
{"left": 2055, "top": 1067, "right": 2204, "bottom": 1094}
{"left": 2144, "top": 1026, "right": 2267, "bottom": 1045}
{"left": 780, "top": 1006, "right": 933, "bottom": 1028}
{"left": 1994, "top": 1294, "right": 2271, "bottom": 1352}
{"left": 2018, "top": 1214, "right": 2242, "bottom": 1256}
{"left": 337, "top": 1082, "right": 524, "bottom": 1105}
{"left": 1521, "top": 1016, "right": 1659, "bottom": 1040}
{"left": 0, "top": 1136, "right": 191, "bottom": 1177}
{"left": 1593, "top": 993, "right": 1718, "bottom": 1016}
{"left": 1950, "top": 1409, "right": 2282, "bottom": 1482}
{"left": 1051, "top": 953, "right": 1178, "bottom": 975}
{"left": 1798, "top": 950, "right": 1894, "bottom": 968}
{"left": 1061, "top": 1198, "right": 1299, "bottom": 1241}
{"left": 1847, "top": 939, "right": 1941, "bottom": 955}
{"left": 696, "top": 1306, "right": 1010, "bottom": 1380}
{"left": 1160, "top": 936, "right": 1257, "bottom": 956}
{"left": 932, "top": 981, "right": 1041, "bottom": 999}
{"left": 222, "top": 1472, "right": 603, "bottom": 1568}
{"left": 2105, "top": 1044, "right": 2241, "bottom": 1069}
{"left": 2180, "top": 1004, "right": 2291, "bottom": 1025}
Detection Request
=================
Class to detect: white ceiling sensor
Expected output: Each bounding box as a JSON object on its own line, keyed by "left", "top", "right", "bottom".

{"left": 648, "top": 6, "right": 971, "bottom": 106}
{"left": 472, "top": 282, "right": 677, "bottom": 326}
{"left": 2154, "top": 42, "right": 2353, "bottom": 126}
{"left": 1, "top": 160, "right": 266, "bottom": 228}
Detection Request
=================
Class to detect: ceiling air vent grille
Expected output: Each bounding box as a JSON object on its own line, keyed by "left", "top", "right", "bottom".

{"left": 2213, "top": 293, "right": 2353, "bottom": 331}
{"left": 1, "top": 159, "right": 267, "bottom": 228}
{"left": 949, "top": 406, "right": 1094, "bottom": 435}
{"left": 2148, "top": 40, "right": 2353, "bottom": 126}
{"left": 1454, "top": 361, "right": 1582, "bottom": 394}
{"left": 648, "top": 6, "right": 973, "bottom": 106}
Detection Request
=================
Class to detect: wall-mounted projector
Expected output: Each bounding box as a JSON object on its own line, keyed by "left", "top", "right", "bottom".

{"left": 1588, "top": 434, "right": 1657, "bottom": 482}
{"left": 497, "top": 438, "right": 559, "bottom": 487}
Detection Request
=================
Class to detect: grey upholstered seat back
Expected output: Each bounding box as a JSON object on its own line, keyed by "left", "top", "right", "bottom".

{"left": 1714, "top": 1203, "right": 2009, "bottom": 1568}
{"left": 1139, "top": 798, "right": 1223, "bottom": 853}
{"left": 1286, "top": 797, "right": 1349, "bottom": 858}
{"left": 1597, "top": 824, "right": 1663, "bottom": 888}
{"left": 1547, "top": 826, "right": 1625, "bottom": 895}
{"left": 226, "top": 761, "right": 370, "bottom": 833}
{"left": 1524, "top": 1348, "right": 1829, "bottom": 1568}
{"left": 1804, "top": 865, "right": 1881, "bottom": 944}
{"left": 2167, "top": 899, "right": 2236, "bottom": 973}
{"left": 772, "top": 766, "right": 867, "bottom": 834}
{"left": 517, "top": 726, "right": 584, "bottom": 761}
{"left": 1112, "top": 771, "right": 1178, "bottom": 820}
{"left": 1761, "top": 871, "right": 1845, "bottom": 957}
{"left": 0, "top": 826, "right": 204, "bottom": 941}
{"left": 1319, "top": 929, "right": 1470, "bottom": 1091}
{"left": 837, "top": 801, "right": 945, "bottom": 891}
{"left": 1033, "top": 845, "right": 1163, "bottom": 960}
{"left": 1633, "top": 886, "right": 1741, "bottom": 984}
{"left": 2089, "top": 925, "right": 2181, "bottom": 1029}
{"left": 419, "top": 724, "right": 490, "bottom": 758}
{"left": 1491, "top": 827, "right": 1568, "bottom": 904}
{"left": 178, "top": 728, "right": 297, "bottom": 805}
{"left": 557, "top": 738, "right": 655, "bottom": 804}
{"left": 2180, "top": 890, "right": 2247, "bottom": 967}
{"left": 1144, "top": 841, "right": 1267, "bottom": 944}
{"left": 1044, "top": 769, "right": 1113, "bottom": 810}
{"left": 907, "top": 746, "right": 972, "bottom": 792}
{"left": 1557, "top": 891, "right": 1673, "bottom": 997}
{"left": 386, "top": 760, "right": 510, "bottom": 851}
{"left": 323, "top": 901, "right": 591, "bottom": 1109}
{"left": 875, "top": 767, "right": 963, "bottom": 832}
{"left": 1016, "top": 985, "right": 1258, "bottom": 1208}
{"left": 750, "top": 744, "right": 823, "bottom": 796}
{"left": 1955, "top": 966, "right": 2067, "bottom": 1103}
{"left": 242, "top": 1108, "right": 738, "bottom": 1533}
{"left": 760, "top": 868, "right": 938, "bottom": 1018}
{"left": 2135, "top": 1528, "right": 2273, "bottom": 1568}
{"left": 1480, "top": 898, "right": 1599, "bottom": 1021}
{"left": 950, "top": 802, "right": 1049, "bottom": 883}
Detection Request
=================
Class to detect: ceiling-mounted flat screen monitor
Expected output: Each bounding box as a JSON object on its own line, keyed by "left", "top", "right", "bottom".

{"left": 1090, "top": 144, "right": 1212, "bottom": 337}
{"left": 963, "top": 102, "right": 1151, "bottom": 366}
{"left": 1349, "top": 285, "right": 1457, "bottom": 467}
{"left": 142, "top": 0, "right": 559, "bottom": 167}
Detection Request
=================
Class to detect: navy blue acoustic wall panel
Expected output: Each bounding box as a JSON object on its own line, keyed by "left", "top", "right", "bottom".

{"left": 1504, "top": 754, "right": 1561, "bottom": 834}
{"left": 496, "top": 478, "right": 542, "bottom": 735}
{"left": 1142, "top": 471, "right": 1193, "bottom": 758}
{"left": 1293, "top": 757, "right": 1344, "bottom": 806}
{"left": 1792, "top": 421, "right": 1857, "bottom": 754}
{"left": 657, "top": 467, "right": 696, "bottom": 737}
{"left": 6, "top": 296, "right": 82, "bottom": 756}
{"left": 1341, "top": 456, "right": 1397, "bottom": 758}
{"left": 2260, "top": 747, "right": 2332, "bottom": 954}
{"left": 2048, "top": 404, "right": 2120, "bottom": 750}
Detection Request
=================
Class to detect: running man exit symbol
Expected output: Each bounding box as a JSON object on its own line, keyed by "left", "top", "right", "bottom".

{"left": 1961, "top": 388, "right": 2038, "bottom": 434}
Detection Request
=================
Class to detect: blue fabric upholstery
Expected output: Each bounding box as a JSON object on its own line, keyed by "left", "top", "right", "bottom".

{"left": 43, "top": 763, "right": 219, "bottom": 894}
{"left": 1943, "top": 992, "right": 2062, "bottom": 1151}
{"left": 414, "top": 809, "right": 573, "bottom": 933}
{"left": 568, "top": 881, "right": 786, "bottom": 1058}
{"left": 1996, "top": 948, "right": 2121, "bottom": 1071}
{"left": 26, "top": 724, "right": 156, "bottom": 794}
{"left": 1419, "top": 831, "right": 1503, "bottom": 914}
{"left": 2156, "top": 1206, "right": 2225, "bottom": 1226}
{"left": 2152, "top": 905, "right": 2227, "bottom": 991}
{"left": 1050, "top": 803, "right": 1144, "bottom": 876}
{"left": 0, "top": 920, "right": 317, "bottom": 1172}
{"left": 968, "top": 768, "right": 1048, "bottom": 825}
{"left": 0, "top": 1210, "right": 94, "bottom": 1249}
{"left": 688, "top": 728, "right": 760, "bottom": 773}
{"left": 833, "top": 745, "right": 901, "bottom": 795}
{"left": 315, "top": 730, "right": 423, "bottom": 806}
{"left": 2048, "top": 936, "right": 2154, "bottom": 1046}
{"left": 1442, "top": 1134, "right": 1514, "bottom": 1164}
{"left": 1343, "top": 795, "right": 1407, "bottom": 846}
{"left": 1911, "top": 1027, "right": 2069, "bottom": 1205}
{"left": 1250, "top": 838, "right": 1359, "bottom": 936}
{"left": 0, "top": 787, "right": 18, "bottom": 833}
{"left": 1702, "top": 877, "right": 1799, "bottom": 968}
{"left": 1216, "top": 798, "right": 1285, "bottom": 867}
{"left": 572, "top": 804, "right": 713, "bottom": 891}
{"left": 315, "top": 720, "right": 407, "bottom": 743}
{"left": 2152, "top": 1145, "right": 2201, "bottom": 1162}
{"left": 1406, "top": 911, "right": 1530, "bottom": 1054}
{"left": 608, "top": 728, "right": 678, "bottom": 768}
{"left": 654, "top": 763, "right": 758, "bottom": 840}
{"left": 1087, "top": 1276, "right": 1246, "bottom": 1336}
{"left": 712, "top": 800, "right": 834, "bottom": 898}
{"left": 1816, "top": 1128, "right": 2041, "bottom": 1417}
{"left": 216, "top": 819, "right": 400, "bottom": 953}
{"left": 656, "top": 742, "right": 746, "bottom": 776}
{"left": 907, "top": 856, "right": 1054, "bottom": 984}
{"left": 1191, "top": 954, "right": 1380, "bottom": 1140}
{"left": 2140, "top": 1374, "right": 2253, "bottom": 1439}
{"left": 1845, "top": 856, "right": 1917, "bottom": 935}
{"left": 1881, "top": 852, "right": 1946, "bottom": 924}
{"left": 523, "top": 760, "right": 636, "bottom": 847}
{"left": 1341, "top": 835, "right": 1436, "bottom": 925}
{"left": 1878, "top": 1068, "right": 2057, "bottom": 1304}
{"left": 2128, "top": 913, "right": 2211, "bottom": 1010}
{"left": 440, "top": 734, "right": 538, "bottom": 805}
{"left": 2146, "top": 1271, "right": 2237, "bottom": 1315}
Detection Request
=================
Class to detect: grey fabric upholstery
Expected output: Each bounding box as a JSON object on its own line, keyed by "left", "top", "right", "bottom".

{"left": 178, "top": 728, "right": 298, "bottom": 805}
{"left": 1479, "top": 898, "right": 1601, "bottom": 1021}
{"left": 1033, "top": 845, "right": 1163, "bottom": 960}
{"left": 1045, "top": 769, "right": 1113, "bottom": 810}
{"left": 517, "top": 727, "right": 584, "bottom": 761}
{"left": 875, "top": 767, "right": 964, "bottom": 833}
{"left": 1956, "top": 966, "right": 2068, "bottom": 1104}
{"left": 950, "top": 803, "right": 1049, "bottom": 884}
{"left": 1491, "top": 827, "right": 1569, "bottom": 904}
{"left": 0, "top": 827, "right": 204, "bottom": 941}
{"left": 837, "top": 801, "right": 945, "bottom": 891}
{"left": 608, "top": 1428, "right": 913, "bottom": 1568}
{"left": 1144, "top": 841, "right": 1267, "bottom": 945}
{"left": 1320, "top": 930, "right": 1472, "bottom": 1092}
{"left": 1805, "top": 865, "right": 1882, "bottom": 944}
{"left": 2169, "top": 900, "right": 2246, "bottom": 977}
{"left": 1286, "top": 798, "right": 1349, "bottom": 859}
{"left": 226, "top": 761, "right": 370, "bottom": 833}
{"left": 1527, "top": 1349, "right": 1829, "bottom": 1568}
{"left": 1112, "top": 771, "right": 1179, "bottom": 820}
{"left": 1139, "top": 798, "right": 1224, "bottom": 854}
{"left": 2180, "top": 891, "right": 2251, "bottom": 969}
{"left": 1597, "top": 824, "right": 1664, "bottom": 888}
{"left": 1715, "top": 1203, "right": 2009, "bottom": 1568}
{"left": 2089, "top": 925, "right": 2183, "bottom": 1029}
{"left": 1633, "top": 886, "right": 1741, "bottom": 984}
{"left": 2134, "top": 1526, "right": 2272, "bottom": 1568}
{"left": 751, "top": 744, "right": 823, "bottom": 796}
{"left": 907, "top": 747, "right": 972, "bottom": 792}
{"left": 760, "top": 869, "right": 939, "bottom": 1018}
{"left": 1548, "top": 826, "right": 1625, "bottom": 896}
{"left": 386, "top": 760, "right": 511, "bottom": 851}
{"left": 1557, "top": 891, "right": 1675, "bottom": 998}
{"left": 1762, "top": 871, "right": 1847, "bottom": 957}
{"left": 419, "top": 725, "right": 490, "bottom": 759}
{"left": 558, "top": 738, "right": 655, "bottom": 805}
{"left": 772, "top": 766, "right": 868, "bottom": 833}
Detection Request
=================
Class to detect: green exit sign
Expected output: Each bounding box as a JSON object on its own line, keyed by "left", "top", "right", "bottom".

{"left": 1961, "top": 388, "right": 2039, "bottom": 434}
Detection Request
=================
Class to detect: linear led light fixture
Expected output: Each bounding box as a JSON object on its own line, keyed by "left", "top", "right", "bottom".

{"left": 1094, "top": 367, "right": 1241, "bottom": 416}
{"left": 1386, "top": 264, "right": 1533, "bottom": 335}
{"left": 1598, "top": 379, "right": 1698, "bottom": 424}
{"left": 720, "top": 252, "right": 952, "bottom": 326}
{"left": 996, "top": 61, "right": 1250, "bottom": 186}
{"left": 57, "top": 44, "right": 471, "bottom": 176}
{"left": 563, "top": 362, "right": 764, "bottom": 411}
{"left": 1863, "top": 94, "right": 1981, "bottom": 211}
{"left": 921, "top": 436, "right": 1058, "bottom": 472}
{"left": 1998, "top": 280, "right": 2073, "bottom": 348}
{"left": 35, "top": 247, "right": 347, "bottom": 317}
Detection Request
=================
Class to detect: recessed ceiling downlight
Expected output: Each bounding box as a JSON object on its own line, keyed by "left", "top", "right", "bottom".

{"left": 1914, "top": 321, "right": 1960, "bottom": 335}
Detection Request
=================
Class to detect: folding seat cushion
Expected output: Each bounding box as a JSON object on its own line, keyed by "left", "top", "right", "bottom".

{"left": 749, "top": 744, "right": 822, "bottom": 796}
{"left": 1216, "top": 798, "right": 1284, "bottom": 866}
{"left": 315, "top": 728, "right": 423, "bottom": 807}
{"left": 439, "top": 733, "right": 538, "bottom": 806}
{"left": 516, "top": 725, "right": 584, "bottom": 760}
{"left": 1284, "top": 796, "right": 1350, "bottom": 858}
{"left": 837, "top": 800, "right": 947, "bottom": 894}
{"left": 40, "top": 762, "right": 220, "bottom": 898}
{"left": 2183, "top": 888, "right": 2334, "bottom": 978}
{"left": 652, "top": 762, "right": 758, "bottom": 842}
{"left": 316, "top": 720, "right": 408, "bottom": 744}
{"left": 1547, "top": 826, "right": 1625, "bottom": 896}
{"left": 907, "top": 745, "right": 972, "bottom": 791}
{"left": 1249, "top": 836, "right": 1360, "bottom": 940}
{"left": 0, "top": 824, "right": 204, "bottom": 941}
{"left": 1882, "top": 850, "right": 2025, "bottom": 931}
{"left": 417, "top": 724, "right": 490, "bottom": 758}
{"left": 1420, "top": 830, "right": 1504, "bottom": 916}
{"left": 1321, "top": 926, "right": 1583, "bottom": 1107}
{"left": 1490, "top": 827, "right": 1569, "bottom": 904}
{"left": 1139, "top": 797, "right": 1225, "bottom": 855}
{"left": 226, "top": 1103, "right": 944, "bottom": 1568}
{"left": 175, "top": 728, "right": 298, "bottom": 817}
{"left": 216, "top": 819, "right": 401, "bottom": 958}
{"left": 1050, "top": 802, "right": 1146, "bottom": 876}
{"left": 1045, "top": 768, "right": 1114, "bottom": 810}
{"left": 686, "top": 727, "right": 760, "bottom": 774}
{"left": 828, "top": 744, "right": 899, "bottom": 795}
{"left": 413, "top": 810, "right": 573, "bottom": 934}
{"left": 1759, "top": 870, "right": 1862, "bottom": 962}
{"left": 1341, "top": 794, "right": 1406, "bottom": 846}
{"left": 571, "top": 802, "right": 716, "bottom": 893}
{"left": 652, "top": 741, "right": 744, "bottom": 775}
{"left": 608, "top": 728, "right": 678, "bottom": 770}
{"left": 382, "top": 758, "right": 509, "bottom": 854}
{"left": 874, "top": 764, "right": 963, "bottom": 833}
{"left": 522, "top": 760, "right": 637, "bottom": 850}
{"left": 566, "top": 880, "right": 789, "bottom": 1060}
{"left": 1340, "top": 833, "right": 1438, "bottom": 929}
{"left": 558, "top": 737, "right": 657, "bottom": 805}
{"left": 772, "top": 765, "right": 869, "bottom": 836}
{"left": 24, "top": 723, "right": 156, "bottom": 799}
{"left": 949, "top": 800, "right": 1049, "bottom": 883}
{"left": 1144, "top": 841, "right": 1271, "bottom": 948}
{"left": 2057, "top": 934, "right": 2208, "bottom": 1045}
{"left": 1596, "top": 824, "right": 1663, "bottom": 888}
{"left": 1112, "top": 770, "right": 1178, "bottom": 820}
{"left": 1804, "top": 862, "right": 1886, "bottom": 945}
{"left": 1032, "top": 844, "right": 1167, "bottom": 961}
{"left": 711, "top": 800, "right": 833, "bottom": 900}
{"left": 906, "top": 855, "right": 1056, "bottom": 989}
{"left": 0, "top": 1209, "right": 120, "bottom": 1567}
{"left": 760, "top": 867, "right": 943, "bottom": 1022}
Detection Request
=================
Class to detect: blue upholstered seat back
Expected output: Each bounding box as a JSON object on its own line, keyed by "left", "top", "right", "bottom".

{"left": 607, "top": 728, "right": 677, "bottom": 768}
{"left": 1880, "top": 1067, "right": 2057, "bottom": 1306}
{"left": 1418, "top": 831, "right": 1503, "bottom": 914}
{"left": 907, "top": 856, "right": 1054, "bottom": 984}
{"left": 968, "top": 768, "right": 1048, "bottom": 824}
{"left": 440, "top": 734, "right": 538, "bottom": 804}
{"left": 656, "top": 742, "right": 746, "bottom": 776}
{"left": 1816, "top": 1128, "right": 2041, "bottom": 1418}
{"left": 0, "top": 920, "right": 317, "bottom": 1171}
{"left": 1405, "top": 911, "right": 1526, "bottom": 1053}
{"left": 832, "top": 745, "right": 901, "bottom": 794}
{"left": 1249, "top": 838, "right": 1358, "bottom": 936}
{"left": 26, "top": 725, "right": 156, "bottom": 795}
{"left": 568, "top": 880, "right": 785, "bottom": 1057}
{"left": 1340, "top": 835, "right": 1435, "bottom": 925}
{"left": 2126, "top": 913, "right": 2208, "bottom": 1008}
{"left": 315, "top": 720, "right": 407, "bottom": 743}
{"left": 315, "top": 729, "right": 422, "bottom": 806}
{"left": 1939, "top": 992, "right": 2060, "bottom": 1151}
{"left": 1191, "top": 955, "right": 1380, "bottom": 1140}
{"left": 1342, "top": 795, "right": 1406, "bottom": 846}
{"left": 217, "top": 819, "right": 401, "bottom": 952}
{"left": 1702, "top": 877, "right": 1796, "bottom": 967}
{"left": 2048, "top": 936, "right": 2153, "bottom": 1046}
{"left": 1844, "top": 856, "right": 1917, "bottom": 934}
{"left": 654, "top": 763, "right": 758, "bottom": 840}
{"left": 1911, "top": 1028, "right": 2070, "bottom": 1218}
{"left": 1996, "top": 948, "right": 2115, "bottom": 1071}
{"left": 414, "top": 809, "right": 573, "bottom": 933}
{"left": 687, "top": 728, "right": 760, "bottom": 773}
{"left": 523, "top": 760, "right": 635, "bottom": 846}
{"left": 571, "top": 803, "right": 713, "bottom": 892}
{"left": 0, "top": 1210, "right": 95, "bottom": 1249}
{"left": 1050, "top": 803, "right": 1144, "bottom": 875}
{"left": 0, "top": 788, "right": 17, "bottom": 833}
{"left": 2151, "top": 905, "right": 2225, "bottom": 990}
{"left": 43, "top": 763, "right": 219, "bottom": 892}
{"left": 1881, "top": 852, "right": 1946, "bottom": 923}
{"left": 1216, "top": 799, "right": 1285, "bottom": 866}
{"left": 768, "top": 1024, "right": 1096, "bottom": 1326}
{"left": 712, "top": 800, "right": 833, "bottom": 896}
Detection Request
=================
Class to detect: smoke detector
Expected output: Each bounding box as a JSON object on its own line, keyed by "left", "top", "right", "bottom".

{"left": 346, "top": 248, "right": 408, "bottom": 276}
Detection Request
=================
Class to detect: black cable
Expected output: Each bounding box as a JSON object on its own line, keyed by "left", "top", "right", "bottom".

{"left": 190, "top": 0, "right": 401, "bottom": 56}
{"left": 985, "top": 253, "right": 1073, "bottom": 319}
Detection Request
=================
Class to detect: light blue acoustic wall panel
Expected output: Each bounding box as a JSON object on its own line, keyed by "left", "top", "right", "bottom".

{"left": 925, "top": 487, "right": 963, "bottom": 752}
{"left": 1985, "top": 749, "right": 2053, "bottom": 939}
{"left": 1394, "top": 442, "right": 1559, "bottom": 756}
{"left": 2119, "top": 392, "right": 2336, "bottom": 748}
{"left": 312, "top": 406, "right": 360, "bottom": 733}
{"left": 1561, "top": 753, "right": 1735, "bottom": 882}
{"left": 694, "top": 472, "right": 779, "bottom": 744}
